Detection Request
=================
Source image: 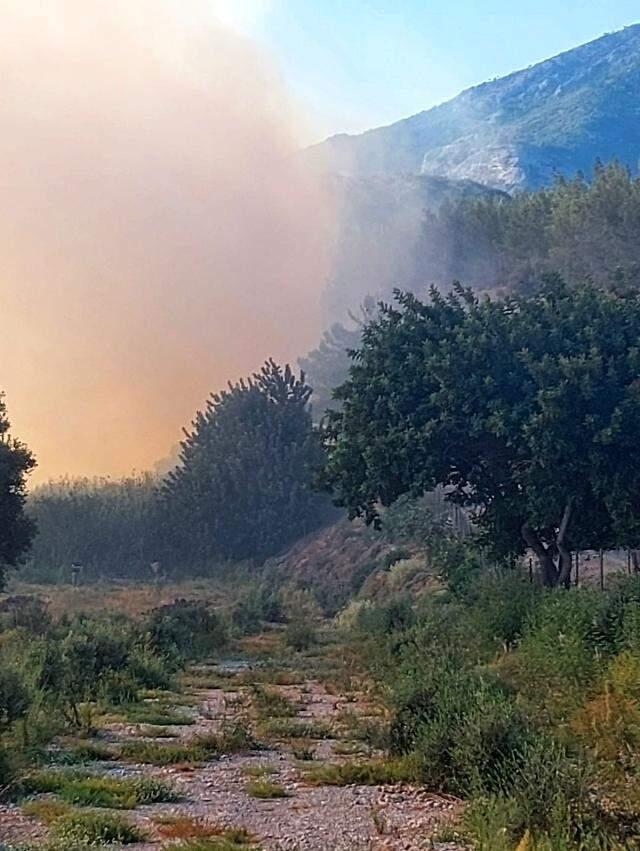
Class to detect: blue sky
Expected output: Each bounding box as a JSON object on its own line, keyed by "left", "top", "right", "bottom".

{"left": 227, "top": 1, "right": 640, "bottom": 141}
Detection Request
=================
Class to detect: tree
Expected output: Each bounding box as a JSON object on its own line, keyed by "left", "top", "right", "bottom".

{"left": 298, "top": 298, "right": 377, "bottom": 421}
{"left": 163, "top": 360, "right": 334, "bottom": 564}
{"left": 28, "top": 474, "right": 161, "bottom": 581}
{"left": 0, "top": 393, "right": 36, "bottom": 586}
{"left": 322, "top": 280, "right": 640, "bottom": 586}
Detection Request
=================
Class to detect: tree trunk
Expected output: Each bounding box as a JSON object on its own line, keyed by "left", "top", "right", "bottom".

{"left": 522, "top": 522, "right": 558, "bottom": 586}
{"left": 522, "top": 500, "right": 574, "bottom": 588}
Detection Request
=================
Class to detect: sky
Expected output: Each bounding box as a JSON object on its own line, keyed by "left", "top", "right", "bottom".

{"left": 217, "top": 0, "right": 640, "bottom": 141}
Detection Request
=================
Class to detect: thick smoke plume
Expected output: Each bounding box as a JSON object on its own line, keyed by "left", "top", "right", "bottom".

{"left": 0, "top": 1, "right": 333, "bottom": 480}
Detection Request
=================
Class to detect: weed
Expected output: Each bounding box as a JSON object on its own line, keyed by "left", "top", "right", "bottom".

{"left": 302, "top": 757, "right": 415, "bottom": 786}
{"left": 50, "top": 808, "right": 145, "bottom": 844}
{"left": 291, "top": 744, "right": 315, "bottom": 761}
{"left": 242, "top": 763, "right": 277, "bottom": 778}
{"left": 245, "top": 779, "right": 288, "bottom": 799}
{"left": 165, "top": 836, "right": 255, "bottom": 851}
{"left": 259, "top": 718, "right": 333, "bottom": 740}
{"left": 139, "top": 724, "right": 179, "bottom": 738}
{"left": 156, "top": 816, "right": 253, "bottom": 841}
{"left": 20, "top": 769, "right": 178, "bottom": 808}
{"left": 120, "top": 720, "right": 256, "bottom": 765}
{"left": 22, "top": 798, "right": 73, "bottom": 824}
{"left": 251, "top": 686, "right": 297, "bottom": 719}
{"left": 59, "top": 740, "right": 116, "bottom": 763}
{"left": 119, "top": 702, "right": 194, "bottom": 726}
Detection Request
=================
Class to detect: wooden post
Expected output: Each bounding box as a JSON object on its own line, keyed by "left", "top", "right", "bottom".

{"left": 627, "top": 549, "right": 632, "bottom": 576}
{"left": 599, "top": 549, "right": 605, "bottom": 590}
{"left": 528, "top": 556, "right": 533, "bottom": 583}
{"left": 575, "top": 551, "right": 580, "bottom": 587}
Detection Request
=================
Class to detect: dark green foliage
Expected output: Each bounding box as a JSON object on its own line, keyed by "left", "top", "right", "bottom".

{"left": 355, "top": 554, "right": 640, "bottom": 846}
{"left": 163, "top": 360, "right": 335, "bottom": 564}
{"left": 388, "top": 657, "right": 529, "bottom": 795}
{"left": 284, "top": 619, "right": 316, "bottom": 652}
{"left": 147, "top": 599, "right": 227, "bottom": 661}
{"left": 419, "top": 162, "right": 640, "bottom": 295}
{"left": 0, "top": 596, "right": 51, "bottom": 634}
{"left": 27, "top": 613, "right": 177, "bottom": 729}
{"left": 0, "top": 393, "right": 36, "bottom": 587}
{"left": 323, "top": 279, "right": 640, "bottom": 585}
{"left": 304, "top": 163, "right": 640, "bottom": 432}
{"left": 27, "top": 473, "right": 161, "bottom": 582}
{"left": 230, "top": 582, "right": 284, "bottom": 635}
{"left": 0, "top": 667, "right": 31, "bottom": 732}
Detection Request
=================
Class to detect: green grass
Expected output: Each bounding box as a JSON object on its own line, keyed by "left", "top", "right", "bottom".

{"left": 21, "top": 768, "right": 178, "bottom": 808}
{"left": 244, "top": 779, "right": 288, "bottom": 799}
{"left": 139, "top": 724, "right": 180, "bottom": 738}
{"left": 119, "top": 702, "right": 195, "bottom": 726}
{"left": 251, "top": 686, "right": 298, "bottom": 719}
{"left": 121, "top": 722, "right": 257, "bottom": 766}
{"left": 120, "top": 740, "right": 208, "bottom": 765}
{"left": 55, "top": 740, "right": 117, "bottom": 764}
{"left": 166, "top": 836, "right": 257, "bottom": 851}
{"left": 258, "top": 718, "right": 333, "bottom": 740}
{"left": 22, "top": 798, "right": 74, "bottom": 824}
{"left": 301, "top": 757, "right": 415, "bottom": 786}
{"left": 50, "top": 808, "right": 145, "bottom": 845}
{"left": 242, "top": 763, "right": 277, "bottom": 778}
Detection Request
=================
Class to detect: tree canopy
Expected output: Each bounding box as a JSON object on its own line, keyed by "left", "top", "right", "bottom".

{"left": 0, "top": 393, "right": 36, "bottom": 585}
{"left": 418, "top": 161, "right": 640, "bottom": 296}
{"left": 163, "top": 360, "right": 334, "bottom": 564}
{"left": 302, "top": 163, "right": 640, "bottom": 424}
{"left": 322, "top": 279, "right": 640, "bottom": 586}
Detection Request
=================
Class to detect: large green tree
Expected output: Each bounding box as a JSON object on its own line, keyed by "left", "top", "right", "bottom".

{"left": 0, "top": 394, "right": 36, "bottom": 586}
{"left": 163, "top": 360, "right": 334, "bottom": 564}
{"left": 322, "top": 280, "right": 640, "bottom": 586}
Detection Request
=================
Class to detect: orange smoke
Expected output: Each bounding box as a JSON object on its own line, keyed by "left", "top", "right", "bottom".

{"left": 0, "top": 1, "right": 333, "bottom": 481}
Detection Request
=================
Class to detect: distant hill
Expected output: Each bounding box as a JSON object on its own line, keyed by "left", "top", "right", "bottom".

{"left": 308, "top": 24, "right": 640, "bottom": 193}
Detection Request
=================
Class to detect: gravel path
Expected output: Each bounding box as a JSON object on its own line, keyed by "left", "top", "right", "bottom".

{"left": 0, "top": 664, "right": 465, "bottom": 851}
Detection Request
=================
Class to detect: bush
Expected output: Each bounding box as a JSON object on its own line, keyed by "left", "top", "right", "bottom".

{"left": 147, "top": 600, "right": 227, "bottom": 660}
{"left": 389, "top": 659, "right": 529, "bottom": 795}
{"left": 231, "top": 582, "right": 284, "bottom": 635}
{"left": 0, "top": 666, "right": 31, "bottom": 731}
{"left": 284, "top": 619, "right": 316, "bottom": 652}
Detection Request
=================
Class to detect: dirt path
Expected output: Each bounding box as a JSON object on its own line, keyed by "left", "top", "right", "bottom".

{"left": 0, "top": 661, "right": 464, "bottom": 851}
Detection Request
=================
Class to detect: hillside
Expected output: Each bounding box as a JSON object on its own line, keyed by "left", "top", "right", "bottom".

{"left": 308, "top": 24, "right": 640, "bottom": 193}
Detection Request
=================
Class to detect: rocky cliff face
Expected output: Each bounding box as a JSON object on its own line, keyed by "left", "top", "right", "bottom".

{"left": 308, "top": 24, "right": 640, "bottom": 192}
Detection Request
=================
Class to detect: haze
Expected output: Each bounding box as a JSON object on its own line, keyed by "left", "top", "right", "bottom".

{"left": 0, "top": 1, "right": 333, "bottom": 481}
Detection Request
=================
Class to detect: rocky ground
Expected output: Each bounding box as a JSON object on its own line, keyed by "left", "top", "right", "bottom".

{"left": 0, "top": 657, "right": 465, "bottom": 851}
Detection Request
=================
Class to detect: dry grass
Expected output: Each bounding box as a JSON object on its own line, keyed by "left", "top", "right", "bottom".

{"left": 155, "top": 816, "right": 253, "bottom": 841}
{"left": 7, "top": 579, "right": 229, "bottom": 620}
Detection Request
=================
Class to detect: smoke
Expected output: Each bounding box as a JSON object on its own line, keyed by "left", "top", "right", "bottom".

{"left": 0, "top": 1, "right": 334, "bottom": 480}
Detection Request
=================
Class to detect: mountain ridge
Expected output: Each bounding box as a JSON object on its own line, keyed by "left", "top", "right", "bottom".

{"left": 307, "top": 23, "right": 640, "bottom": 192}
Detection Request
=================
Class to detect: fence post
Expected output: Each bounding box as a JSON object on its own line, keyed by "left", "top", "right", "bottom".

{"left": 528, "top": 556, "right": 533, "bottom": 583}
{"left": 628, "top": 549, "right": 632, "bottom": 576}
{"left": 575, "top": 551, "right": 580, "bottom": 587}
{"left": 599, "top": 550, "right": 605, "bottom": 590}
